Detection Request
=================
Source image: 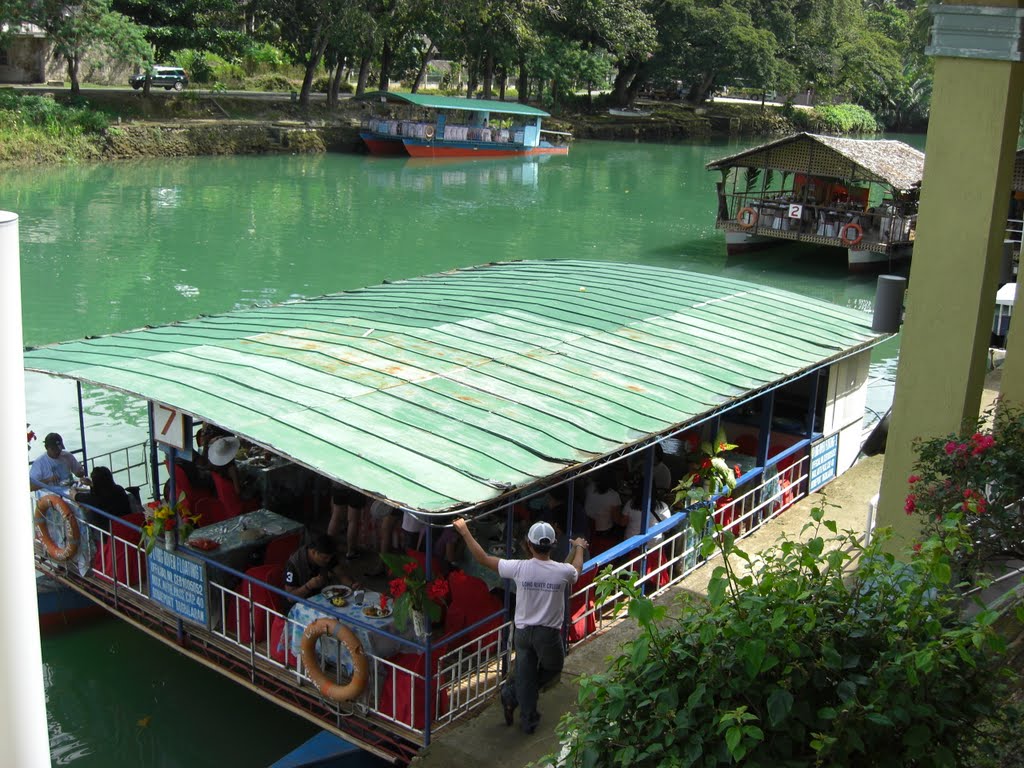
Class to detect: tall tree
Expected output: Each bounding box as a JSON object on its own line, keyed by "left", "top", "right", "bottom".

{"left": 9, "top": 0, "right": 150, "bottom": 94}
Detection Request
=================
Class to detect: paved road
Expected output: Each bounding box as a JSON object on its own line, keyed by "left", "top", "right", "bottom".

{"left": 11, "top": 84, "right": 340, "bottom": 102}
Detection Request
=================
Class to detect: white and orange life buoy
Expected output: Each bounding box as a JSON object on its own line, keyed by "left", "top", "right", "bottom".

{"left": 301, "top": 618, "right": 368, "bottom": 702}
{"left": 424, "top": 125, "right": 435, "bottom": 140}
{"left": 34, "top": 494, "right": 80, "bottom": 562}
{"left": 737, "top": 207, "right": 758, "bottom": 228}
{"left": 840, "top": 222, "right": 863, "bottom": 247}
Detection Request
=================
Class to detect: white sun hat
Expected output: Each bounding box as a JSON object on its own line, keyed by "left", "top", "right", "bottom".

{"left": 208, "top": 435, "right": 241, "bottom": 467}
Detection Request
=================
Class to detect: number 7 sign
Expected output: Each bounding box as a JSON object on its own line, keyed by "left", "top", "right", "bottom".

{"left": 153, "top": 403, "right": 191, "bottom": 451}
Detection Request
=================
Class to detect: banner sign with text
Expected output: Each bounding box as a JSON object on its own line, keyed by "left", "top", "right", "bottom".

{"left": 148, "top": 547, "right": 209, "bottom": 627}
{"left": 808, "top": 432, "right": 840, "bottom": 492}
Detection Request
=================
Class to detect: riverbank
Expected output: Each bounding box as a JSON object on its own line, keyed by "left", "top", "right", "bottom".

{"left": 0, "top": 87, "right": 805, "bottom": 166}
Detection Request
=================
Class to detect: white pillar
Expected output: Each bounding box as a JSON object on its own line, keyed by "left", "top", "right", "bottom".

{"left": 0, "top": 211, "right": 51, "bottom": 767}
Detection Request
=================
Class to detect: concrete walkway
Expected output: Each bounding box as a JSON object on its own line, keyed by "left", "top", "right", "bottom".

{"left": 411, "top": 367, "right": 1003, "bottom": 768}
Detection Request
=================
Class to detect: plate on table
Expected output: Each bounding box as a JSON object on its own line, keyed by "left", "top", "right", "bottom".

{"left": 188, "top": 538, "right": 220, "bottom": 551}
{"left": 322, "top": 585, "right": 352, "bottom": 600}
{"left": 361, "top": 605, "right": 392, "bottom": 619}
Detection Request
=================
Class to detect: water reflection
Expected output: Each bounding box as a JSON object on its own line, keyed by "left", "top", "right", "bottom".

{"left": 363, "top": 154, "right": 554, "bottom": 191}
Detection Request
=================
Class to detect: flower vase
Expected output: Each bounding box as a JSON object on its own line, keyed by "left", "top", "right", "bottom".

{"left": 411, "top": 608, "right": 428, "bottom": 640}
{"left": 164, "top": 531, "right": 176, "bottom": 552}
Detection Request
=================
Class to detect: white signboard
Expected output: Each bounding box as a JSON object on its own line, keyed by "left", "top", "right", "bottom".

{"left": 788, "top": 204, "right": 803, "bottom": 219}
{"left": 153, "top": 402, "right": 189, "bottom": 450}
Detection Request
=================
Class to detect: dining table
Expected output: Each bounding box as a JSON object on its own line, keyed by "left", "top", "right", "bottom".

{"left": 185, "top": 507, "right": 304, "bottom": 580}
{"left": 285, "top": 589, "right": 409, "bottom": 697}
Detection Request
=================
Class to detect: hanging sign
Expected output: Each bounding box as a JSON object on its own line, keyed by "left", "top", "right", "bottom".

{"left": 809, "top": 432, "right": 840, "bottom": 492}
{"left": 788, "top": 203, "right": 803, "bottom": 219}
{"left": 148, "top": 547, "right": 210, "bottom": 627}
{"left": 152, "top": 402, "right": 191, "bottom": 451}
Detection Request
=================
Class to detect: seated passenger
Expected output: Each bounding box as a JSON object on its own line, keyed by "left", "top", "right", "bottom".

{"left": 29, "top": 432, "right": 88, "bottom": 491}
{"left": 70, "top": 466, "right": 132, "bottom": 532}
{"left": 283, "top": 532, "right": 360, "bottom": 604}
{"left": 621, "top": 484, "right": 671, "bottom": 542}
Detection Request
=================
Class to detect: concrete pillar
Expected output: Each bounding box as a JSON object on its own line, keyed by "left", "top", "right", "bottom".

{"left": 876, "top": 3, "right": 1024, "bottom": 549}
{"left": 0, "top": 211, "right": 51, "bottom": 767}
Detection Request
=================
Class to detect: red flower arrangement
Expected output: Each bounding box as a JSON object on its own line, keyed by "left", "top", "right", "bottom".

{"left": 380, "top": 552, "right": 449, "bottom": 632}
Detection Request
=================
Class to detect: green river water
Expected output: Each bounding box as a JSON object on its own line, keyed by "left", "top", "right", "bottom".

{"left": 2, "top": 136, "right": 918, "bottom": 766}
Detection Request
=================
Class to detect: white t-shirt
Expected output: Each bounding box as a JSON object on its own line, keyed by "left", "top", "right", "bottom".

{"left": 584, "top": 487, "right": 621, "bottom": 532}
{"left": 498, "top": 557, "right": 579, "bottom": 629}
{"left": 401, "top": 509, "right": 426, "bottom": 534}
{"left": 29, "top": 450, "right": 84, "bottom": 488}
{"left": 622, "top": 500, "right": 670, "bottom": 540}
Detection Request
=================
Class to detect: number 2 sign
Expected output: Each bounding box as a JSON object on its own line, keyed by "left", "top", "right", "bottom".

{"left": 153, "top": 403, "right": 191, "bottom": 450}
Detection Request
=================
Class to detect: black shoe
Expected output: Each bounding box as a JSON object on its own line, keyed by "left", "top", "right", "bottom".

{"left": 500, "top": 685, "right": 516, "bottom": 726}
{"left": 520, "top": 712, "right": 540, "bottom": 735}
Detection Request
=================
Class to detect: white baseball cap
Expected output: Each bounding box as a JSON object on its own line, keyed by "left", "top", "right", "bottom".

{"left": 527, "top": 521, "right": 556, "bottom": 546}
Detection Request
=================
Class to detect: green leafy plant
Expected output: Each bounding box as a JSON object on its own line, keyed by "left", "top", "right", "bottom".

{"left": 673, "top": 426, "right": 738, "bottom": 506}
{"left": 544, "top": 506, "right": 1013, "bottom": 767}
{"left": 379, "top": 552, "right": 449, "bottom": 632}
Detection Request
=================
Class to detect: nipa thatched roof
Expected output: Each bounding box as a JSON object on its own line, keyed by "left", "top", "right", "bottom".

{"left": 706, "top": 133, "right": 925, "bottom": 191}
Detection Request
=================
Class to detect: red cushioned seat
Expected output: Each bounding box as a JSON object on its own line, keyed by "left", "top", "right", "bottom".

{"left": 440, "top": 571, "right": 503, "bottom": 657}
{"left": 93, "top": 511, "right": 147, "bottom": 587}
{"left": 230, "top": 563, "right": 284, "bottom": 645}
{"left": 568, "top": 569, "right": 597, "bottom": 643}
{"left": 378, "top": 652, "right": 449, "bottom": 730}
{"left": 211, "top": 470, "right": 260, "bottom": 519}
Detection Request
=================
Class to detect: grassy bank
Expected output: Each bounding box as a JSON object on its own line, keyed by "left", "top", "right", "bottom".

{"left": 0, "top": 88, "right": 887, "bottom": 166}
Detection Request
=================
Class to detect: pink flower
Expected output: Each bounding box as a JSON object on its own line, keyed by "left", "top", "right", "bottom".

{"left": 380, "top": 594, "right": 389, "bottom": 611}
{"left": 426, "top": 578, "right": 449, "bottom": 602}
{"left": 402, "top": 560, "right": 418, "bottom": 575}
{"left": 389, "top": 578, "right": 407, "bottom": 598}
{"left": 904, "top": 494, "right": 916, "bottom": 515}
{"left": 734, "top": 465, "right": 742, "bottom": 478}
{"left": 971, "top": 433, "right": 995, "bottom": 455}
{"left": 913, "top": 542, "right": 922, "bottom": 554}
{"left": 908, "top": 475, "right": 920, "bottom": 484}
{"left": 945, "top": 441, "right": 959, "bottom": 455}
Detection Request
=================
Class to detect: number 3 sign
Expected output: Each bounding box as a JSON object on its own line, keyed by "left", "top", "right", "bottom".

{"left": 153, "top": 403, "right": 191, "bottom": 450}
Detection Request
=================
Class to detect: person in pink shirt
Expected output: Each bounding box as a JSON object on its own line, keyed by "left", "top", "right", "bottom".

{"left": 454, "top": 517, "right": 587, "bottom": 735}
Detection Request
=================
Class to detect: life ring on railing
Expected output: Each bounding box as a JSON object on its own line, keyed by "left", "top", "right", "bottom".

{"left": 840, "top": 222, "right": 863, "bottom": 247}
{"left": 424, "top": 125, "right": 435, "bottom": 140}
{"left": 737, "top": 207, "right": 758, "bottom": 228}
{"left": 301, "top": 618, "right": 368, "bottom": 701}
{"left": 34, "top": 494, "right": 79, "bottom": 562}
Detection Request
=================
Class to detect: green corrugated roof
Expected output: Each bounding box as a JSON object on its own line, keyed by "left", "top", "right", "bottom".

{"left": 24, "top": 261, "right": 887, "bottom": 514}
{"left": 355, "top": 90, "right": 550, "bottom": 118}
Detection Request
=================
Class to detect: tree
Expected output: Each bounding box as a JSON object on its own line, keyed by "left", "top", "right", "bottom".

{"left": 9, "top": 0, "right": 150, "bottom": 94}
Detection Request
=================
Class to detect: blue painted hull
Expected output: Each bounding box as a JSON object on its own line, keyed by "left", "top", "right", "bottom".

{"left": 37, "top": 575, "right": 107, "bottom": 634}
{"left": 269, "top": 731, "right": 380, "bottom": 768}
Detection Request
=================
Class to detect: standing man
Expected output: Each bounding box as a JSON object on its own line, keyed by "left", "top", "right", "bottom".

{"left": 453, "top": 517, "right": 588, "bottom": 735}
{"left": 29, "top": 433, "right": 87, "bottom": 491}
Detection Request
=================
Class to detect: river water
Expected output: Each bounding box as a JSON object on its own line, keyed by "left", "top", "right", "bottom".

{"left": 2, "top": 135, "right": 917, "bottom": 766}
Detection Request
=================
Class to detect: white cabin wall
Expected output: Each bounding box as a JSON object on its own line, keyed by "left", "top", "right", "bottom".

{"left": 823, "top": 351, "right": 871, "bottom": 475}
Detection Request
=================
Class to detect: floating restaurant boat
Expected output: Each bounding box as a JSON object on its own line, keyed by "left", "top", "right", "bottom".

{"left": 355, "top": 91, "right": 570, "bottom": 158}
{"left": 707, "top": 133, "right": 925, "bottom": 271}
{"left": 26, "top": 260, "right": 890, "bottom": 763}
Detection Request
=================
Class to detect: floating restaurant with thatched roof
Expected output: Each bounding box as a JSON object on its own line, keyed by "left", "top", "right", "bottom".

{"left": 706, "top": 132, "right": 925, "bottom": 271}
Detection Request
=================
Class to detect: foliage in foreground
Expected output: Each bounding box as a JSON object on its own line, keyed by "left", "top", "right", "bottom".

{"left": 907, "top": 402, "right": 1024, "bottom": 580}
{"left": 546, "top": 507, "right": 1015, "bottom": 768}
{"left": 0, "top": 91, "right": 109, "bottom": 136}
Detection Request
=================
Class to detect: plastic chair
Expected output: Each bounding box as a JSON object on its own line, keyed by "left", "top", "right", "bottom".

{"left": 173, "top": 462, "right": 214, "bottom": 512}
{"left": 404, "top": 548, "right": 446, "bottom": 581}
{"left": 263, "top": 531, "right": 302, "bottom": 566}
{"left": 736, "top": 434, "right": 758, "bottom": 456}
{"left": 230, "top": 563, "right": 285, "bottom": 645}
{"left": 378, "top": 652, "right": 449, "bottom": 730}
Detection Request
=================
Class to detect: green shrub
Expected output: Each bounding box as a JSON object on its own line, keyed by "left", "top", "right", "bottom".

{"left": 807, "top": 103, "right": 880, "bottom": 134}
{"left": 311, "top": 75, "right": 330, "bottom": 93}
{"left": 241, "top": 42, "right": 287, "bottom": 74}
{"left": 213, "top": 62, "right": 247, "bottom": 86}
{"left": 250, "top": 73, "right": 294, "bottom": 92}
{"left": 0, "top": 91, "right": 108, "bottom": 136}
{"left": 548, "top": 507, "right": 1014, "bottom": 767}
{"left": 170, "top": 50, "right": 223, "bottom": 85}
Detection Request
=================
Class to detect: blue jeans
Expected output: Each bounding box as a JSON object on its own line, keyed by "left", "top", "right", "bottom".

{"left": 510, "top": 625, "right": 564, "bottom": 731}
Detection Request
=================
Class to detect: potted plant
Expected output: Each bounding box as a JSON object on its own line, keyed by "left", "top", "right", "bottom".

{"left": 379, "top": 553, "right": 449, "bottom": 638}
{"left": 140, "top": 492, "right": 199, "bottom": 554}
{"left": 673, "top": 426, "right": 740, "bottom": 506}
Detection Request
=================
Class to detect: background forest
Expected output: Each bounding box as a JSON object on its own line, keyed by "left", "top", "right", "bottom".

{"left": 0, "top": 0, "right": 931, "bottom": 130}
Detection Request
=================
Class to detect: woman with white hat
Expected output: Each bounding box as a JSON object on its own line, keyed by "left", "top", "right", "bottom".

{"left": 208, "top": 435, "right": 261, "bottom": 517}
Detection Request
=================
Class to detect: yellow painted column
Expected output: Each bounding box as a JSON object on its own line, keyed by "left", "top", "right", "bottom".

{"left": 876, "top": 12, "right": 1024, "bottom": 549}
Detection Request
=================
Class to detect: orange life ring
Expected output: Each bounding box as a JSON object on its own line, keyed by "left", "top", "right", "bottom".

{"left": 424, "top": 125, "right": 435, "bottom": 140}
{"left": 737, "top": 207, "right": 758, "bottom": 228}
{"left": 34, "top": 494, "right": 80, "bottom": 562}
{"left": 840, "top": 222, "right": 863, "bottom": 247}
{"left": 301, "top": 618, "right": 368, "bottom": 702}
